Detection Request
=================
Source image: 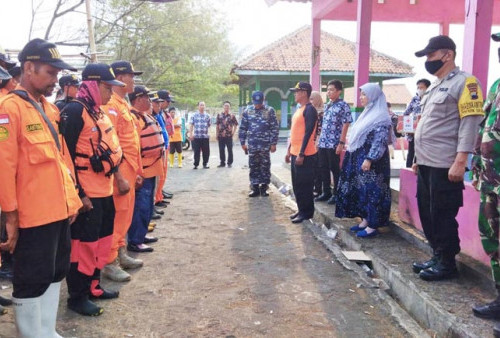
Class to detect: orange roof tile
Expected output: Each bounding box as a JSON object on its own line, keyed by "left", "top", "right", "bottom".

{"left": 235, "top": 26, "right": 413, "bottom": 76}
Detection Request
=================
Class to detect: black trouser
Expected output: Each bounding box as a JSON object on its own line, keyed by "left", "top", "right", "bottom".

{"left": 13, "top": 220, "right": 70, "bottom": 298}
{"left": 218, "top": 137, "right": 233, "bottom": 165}
{"left": 318, "top": 147, "right": 341, "bottom": 195}
{"left": 417, "top": 165, "right": 463, "bottom": 258}
{"left": 291, "top": 154, "right": 317, "bottom": 219}
{"left": 192, "top": 138, "right": 210, "bottom": 166}
{"left": 406, "top": 139, "right": 415, "bottom": 168}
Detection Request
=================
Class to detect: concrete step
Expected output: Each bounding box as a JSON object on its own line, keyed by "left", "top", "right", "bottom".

{"left": 271, "top": 164, "right": 497, "bottom": 337}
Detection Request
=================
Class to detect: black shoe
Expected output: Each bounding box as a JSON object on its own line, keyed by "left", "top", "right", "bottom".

{"left": 473, "top": 296, "right": 500, "bottom": 319}
{"left": 151, "top": 213, "right": 161, "bottom": 220}
{"left": 0, "top": 267, "right": 13, "bottom": 280}
{"left": 419, "top": 261, "right": 459, "bottom": 281}
{"left": 289, "top": 212, "right": 299, "bottom": 220}
{"left": 412, "top": 255, "right": 439, "bottom": 273}
{"left": 260, "top": 184, "right": 269, "bottom": 197}
{"left": 155, "top": 201, "right": 168, "bottom": 208}
{"left": 314, "top": 193, "right": 332, "bottom": 202}
{"left": 163, "top": 193, "right": 173, "bottom": 199}
{"left": 327, "top": 195, "right": 336, "bottom": 205}
{"left": 144, "top": 236, "right": 158, "bottom": 244}
{"left": 248, "top": 189, "right": 260, "bottom": 197}
{"left": 193, "top": 166, "right": 198, "bottom": 169}
{"left": 203, "top": 165, "right": 210, "bottom": 169}
{"left": 154, "top": 207, "right": 164, "bottom": 215}
{"left": 127, "top": 243, "right": 154, "bottom": 253}
{"left": 291, "top": 215, "right": 308, "bottom": 224}
{"left": 0, "top": 295, "right": 12, "bottom": 306}
{"left": 90, "top": 288, "right": 119, "bottom": 300}
{"left": 217, "top": 163, "right": 225, "bottom": 168}
{"left": 227, "top": 164, "right": 232, "bottom": 168}
{"left": 68, "top": 297, "right": 103, "bottom": 316}
{"left": 494, "top": 323, "right": 500, "bottom": 337}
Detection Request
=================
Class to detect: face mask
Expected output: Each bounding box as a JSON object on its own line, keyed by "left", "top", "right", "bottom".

{"left": 417, "top": 89, "right": 425, "bottom": 97}
{"left": 425, "top": 59, "right": 444, "bottom": 75}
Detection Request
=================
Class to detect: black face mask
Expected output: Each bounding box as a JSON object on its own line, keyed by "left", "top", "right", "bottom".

{"left": 425, "top": 59, "right": 444, "bottom": 75}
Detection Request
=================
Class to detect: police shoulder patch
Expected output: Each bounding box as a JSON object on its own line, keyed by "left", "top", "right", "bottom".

{"left": 458, "top": 76, "right": 484, "bottom": 119}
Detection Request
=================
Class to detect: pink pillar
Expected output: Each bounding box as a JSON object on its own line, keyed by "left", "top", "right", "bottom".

{"left": 310, "top": 19, "right": 321, "bottom": 91}
{"left": 353, "top": 0, "right": 373, "bottom": 108}
{"left": 439, "top": 21, "right": 450, "bottom": 36}
{"left": 462, "top": 0, "right": 494, "bottom": 89}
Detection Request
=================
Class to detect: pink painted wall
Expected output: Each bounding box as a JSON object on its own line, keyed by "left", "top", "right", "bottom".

{"left": 398, "top": 168, "right": 490, "bottom": 266}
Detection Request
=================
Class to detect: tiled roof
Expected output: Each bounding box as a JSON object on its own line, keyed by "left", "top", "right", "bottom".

{"left": 235, "top": 26, "right": 413, "bottom": 76}
{"left": 343, "top": 83, "right": 413, "bottom": 106}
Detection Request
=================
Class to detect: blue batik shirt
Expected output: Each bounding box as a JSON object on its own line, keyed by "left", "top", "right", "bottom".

{"left": 239, "top": 105, "right": 279, "bottom": 151}
{"left": 318, "top": 99, "right": 352, "bottom": 149}
{"left": 403, "top": 94, "right": 421, "bottom": 141}
{"left": 189, "top": 111, "right": 211, "bottom": 139}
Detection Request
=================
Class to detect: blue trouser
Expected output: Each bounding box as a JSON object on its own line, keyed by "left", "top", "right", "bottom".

{"left": 128, "top": 177, "right": 155, "bottom": 245}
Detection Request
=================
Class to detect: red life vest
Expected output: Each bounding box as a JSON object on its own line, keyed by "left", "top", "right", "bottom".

{"left": 132, "top": 109, "right": 165, "bottom": 168}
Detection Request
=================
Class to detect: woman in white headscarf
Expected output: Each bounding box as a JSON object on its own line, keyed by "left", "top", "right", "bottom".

{"left": 335, "top": 83, "right": 392, "bottom": 238}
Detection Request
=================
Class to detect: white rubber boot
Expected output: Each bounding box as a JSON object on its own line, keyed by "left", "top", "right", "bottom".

{"left": 12, "top": 295, "right": 42, "bottom": 338}
{"left": 40, "top": 282, "right": 63, "bottom": 338}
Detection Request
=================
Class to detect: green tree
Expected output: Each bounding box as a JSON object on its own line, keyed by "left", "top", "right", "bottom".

{"left": 93, "top": 0, "right": 239, "bottom": 110}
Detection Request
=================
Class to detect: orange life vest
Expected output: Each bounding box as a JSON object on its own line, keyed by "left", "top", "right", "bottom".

{"left": 290, "top": 105, "right": 317, "bottom": 156}
{"left": 72, "top": 101, "right": 123, "bottom": 197}
{"left": 132, "top": 109, "right": 165, "bottom": 168}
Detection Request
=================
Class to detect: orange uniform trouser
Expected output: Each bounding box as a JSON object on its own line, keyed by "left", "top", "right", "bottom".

{"left": 108, "top": 160, "right": 137, "bottom": 264}
{"left": 155, "top": 154, "right": 168, "bottom": 203}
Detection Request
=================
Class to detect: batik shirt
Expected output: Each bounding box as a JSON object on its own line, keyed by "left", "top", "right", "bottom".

{"left": 403, "top": 94, "right": 422, "bottom": 142}
{"left": 189, "top": 111, "right": 211, "bottom": 139}
{"left": 216, "top": 112, "right": 238, "bottom": 138}
{"left": 473, "top": 78, "right": 500, "bottom": 194}
{"left": 318, "top": 99, "right": 352, "bottom": 149}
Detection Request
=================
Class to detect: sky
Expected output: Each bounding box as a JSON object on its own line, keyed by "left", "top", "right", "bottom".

{"left": 2, "top": 0, "right": 500, "bottom": 92}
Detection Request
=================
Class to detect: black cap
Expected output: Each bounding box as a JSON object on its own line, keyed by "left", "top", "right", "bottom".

{"left": 129, "top": 85, "right": 150, "bottom": 102}
{"left": 252, "top": 91, "right": 264, "bottom": 104}
{"left": 111, "top": 60, "right": 143, "bottom": 76}
{"left": 81, "top": 63, "right": 125, "bottom": 87}
{"left": 7, "top": 65, "right": 21, "bottom": 78}
{"left": 149, "top": 91, "right": 165, "bottom": 102}
{"left": 18, "top": 38, "right": 77, "bottom": 71}
{"left": 157, "top": 89, "right": 174, "bottom": 102}
{"left": 59, "top": 74, "right": 80, "bottom": 88}
{"left": 492, "top": 33, "right": 500, "bottom": 42}
{"left": 289, "top": 81, "right": 312, "bottom": 95}
{"left": 0, "top": 66, "right": 12, "bottom": 81}
{"left": 0, "top": 46, "right": 16, "bottom": 70}
{"left": 415, "top": 35, "right": 456, "bottom": 57}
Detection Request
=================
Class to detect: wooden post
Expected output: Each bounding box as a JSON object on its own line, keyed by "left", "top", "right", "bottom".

{"left": 310, "top": 18, "right": 321, "bottom": 91}
{"left": 353, "top": 0, "right": 373, "bottom": 109}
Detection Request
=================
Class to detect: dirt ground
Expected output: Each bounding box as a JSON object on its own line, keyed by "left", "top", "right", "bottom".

{"left": 0, "top": 144, "right": 410, "bottom": 337}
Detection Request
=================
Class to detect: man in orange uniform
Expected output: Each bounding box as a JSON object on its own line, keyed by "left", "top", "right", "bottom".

{"left": 101, "top": 61, "right": 144, "bottom": 282}
{"left": 285, "top": 82, "right": 318, "bottom": 224}
{"left": 62, "top": 63, "right": 128, "bottom": 316}
{"left": 0, "top": 38, "right": 82, "bottom": 337}
{"left": 128, "top": 86, "right": 165, "bottom": 252}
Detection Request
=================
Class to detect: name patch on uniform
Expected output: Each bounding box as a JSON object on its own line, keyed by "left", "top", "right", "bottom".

{"left": 439, "top": 88, "right": 449, "bottom": 92}
{"left": 0, "top": 114, "right": 9, "bottom": 124}
{"left": 91, "top": 127, "right": 98, "bottom": 132}
{"left": 0, "top": 126, "right": 9, "bottom": 142}
{"left": 26, "top": 123, "right": 43, "bottom": 132}
{"left": 458, "top": 76, "right": 485, "bottom": 119}
{"left": 108, "top": 109, "right": 117, "bottom": 116}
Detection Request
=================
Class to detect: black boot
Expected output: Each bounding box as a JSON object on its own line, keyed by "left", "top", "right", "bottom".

{"left": 260, "top": 184, "right": 269, "bottom": 197}
{"left": 68, "top": 296, "right": 103, "bottom": 316}
{"left": 0, "top": 295, "right": 12, "bottom": 306}
{"left": 419, "top": 254, "right": 459, "bottom": 281}
{"left": 315, "top": 192, "right": 332, "bottom": 202}
{"left": 473, "top": 285, "right": 500, "bottom": 319}
{"left": 412, "top": 254, "right": 439, "bottom": 273}
{"left": 248, "top": 185, "right": 260, "bottom": 197}
{"left": 494, "top": 323, "right": 500, "bottom": 337}
{"left": 326, "top": 194, "right": 336, "bottom": 205}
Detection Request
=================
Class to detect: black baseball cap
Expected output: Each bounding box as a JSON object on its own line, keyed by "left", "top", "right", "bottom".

{"left": 290, "top": 81, "right": 312, "bottom": 95}
{"left": 111, "top": 60, "right": 143, "bottom": 76}
{"left": 149, "top": 91, "right": 165, "bottom": 102}
{"left": 0, "top": 46, "right": 16, "bottom": 70}
{"left": 415, "top": 35, "right": 456, "bottom": 57}
{"left": 252, "top": 91, "right": 264, "bottom": 104}
{"left": 82, "top": 63, "right": 125, "bottom": 87}
{"left": 157, "top": 89, "right": 174, "bottom": 102}
{"left": 7, "top": 65, "right": 20, "bottom": 78}
{"left": 18, "top": 38, "right": 77, "bottom": 71}
{"left": 0, "top": 66, "right": 12, "bottom": 81}
{"left": 59, "top": 74, "right": 80, "bottom": 88}
{"left": 492, "top": 33, "right": 500, "bottom": 42}
{"left": 129, "top": 85, "right": 151, "bottom": 102}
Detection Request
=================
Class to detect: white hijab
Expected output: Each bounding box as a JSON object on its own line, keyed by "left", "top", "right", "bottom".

{"left": 347, "top": 83, "right": 392, "bottom": 152}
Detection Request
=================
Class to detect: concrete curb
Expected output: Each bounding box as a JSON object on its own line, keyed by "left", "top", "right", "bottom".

{"left": 271, "top": 167, "right": 489, "bottom": 337}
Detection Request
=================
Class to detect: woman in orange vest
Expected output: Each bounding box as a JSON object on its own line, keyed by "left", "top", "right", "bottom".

{"left": 285, "top": 82, "right": 318, "bottom": 224}
{"left": 61, "top": 63, "right": 128, "bottom": 316}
